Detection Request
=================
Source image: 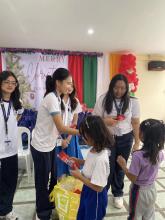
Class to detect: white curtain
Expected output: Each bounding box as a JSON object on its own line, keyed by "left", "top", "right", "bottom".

{"left": 97, "top": 52, "right": 110, "bottom": 99}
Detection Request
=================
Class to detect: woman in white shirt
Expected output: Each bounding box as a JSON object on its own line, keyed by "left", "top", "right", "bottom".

{"left": 0, "top": 71, "right": 23, "bottom": 220}
{"left": 31, "top": 68, "right": 79, "bottom": 220}
{"left": 93, "top": 74, "right": 140, "bottom": 209}
{"left": 55, "top": 77, "right": 83, "bottom": 178}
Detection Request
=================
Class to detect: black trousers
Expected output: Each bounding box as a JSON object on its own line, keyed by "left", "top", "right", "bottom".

{"left": 107, "top": 132, "right": 133, "bottom": 197}
{"left": 0, "top": 154, "right": 18, "bottom": 216}
{"left": 31, "top": 146, "right": 57, "bottom": 220}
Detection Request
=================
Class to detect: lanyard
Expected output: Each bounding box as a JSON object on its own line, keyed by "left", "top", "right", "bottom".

{"left": 62, "top": 99, "right": 71, "bottom": 126}
{"left": 0, "top": 101, "right": 12, "bottom": 135}
{"left": 114, "top": 99, "right": 123, "bottom": 116}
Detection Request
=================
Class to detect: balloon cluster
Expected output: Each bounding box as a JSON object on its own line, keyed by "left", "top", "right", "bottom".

{"left": 119, "top": 54, "right": 139, "bottom": 93}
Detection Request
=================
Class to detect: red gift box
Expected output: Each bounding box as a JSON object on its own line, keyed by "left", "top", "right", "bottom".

{"left": 57, "top": 151, "right": 79, "bottom": 170}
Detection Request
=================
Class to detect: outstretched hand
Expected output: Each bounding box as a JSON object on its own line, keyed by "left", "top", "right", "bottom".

{"left": 117, "top": 155, "right": 127, "bottom": 169}
{"left": 61, "top": 139, "right": 69, "bottom": 149}
{"left": 70, "top": 169, "right": 82, "bottom": 179}
{"left": 104, "top": 117, "right": 118, "bottom": 126}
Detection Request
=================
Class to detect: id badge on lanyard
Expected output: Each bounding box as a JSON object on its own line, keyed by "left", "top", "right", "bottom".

{"left": 0, "top": 101, "right": 12, "bottom": 151}
{"left": 114, "top": 99, "right": 124, "bottom": 136}
{"left": 114, "top": 99, "right": 125, "bottom": 121}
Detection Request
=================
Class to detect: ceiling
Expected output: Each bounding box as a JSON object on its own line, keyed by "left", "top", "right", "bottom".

{"left": 0, "top": 0, "right": 165, "bottom": 54}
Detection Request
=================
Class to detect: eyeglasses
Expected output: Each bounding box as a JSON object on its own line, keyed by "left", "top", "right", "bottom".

{"left": 3, "top": 80, "right": 17, "bottom": 86}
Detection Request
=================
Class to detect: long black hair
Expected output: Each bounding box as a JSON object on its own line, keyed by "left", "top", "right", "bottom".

{"left": 0, "top": 70, "right": 22, "bottom": 110}
{"left": 61, "top": 79, "right": 78, "bottom": 112}
{"left": 44, "top": 68, "right": 70, "bottom": 97}
{"left": 140, "top": 119, "right": 165, "bottom": 165}
{"left": 79, "top": 115, "right": 114, "bottom": 153}
{"left": 103, "top": 74, "right": 130, "bottom": 114}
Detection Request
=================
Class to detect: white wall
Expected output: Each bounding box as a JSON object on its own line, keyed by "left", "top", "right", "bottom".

{"left": 136, "top": 56, "right": 165, "bottom": 121}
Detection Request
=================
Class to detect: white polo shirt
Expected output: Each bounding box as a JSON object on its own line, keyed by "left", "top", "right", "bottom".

{"left": 62, "top": 98, "right": 82, "bottom": 126}
{"left": 0, "top": 101, "right": 24, "bottom": 159}
{"left": 82, "top": 149, "right": 110, "bottom": 187}
{"left": 31, "top": 92, "right": 61, "bottom": 152}
{"left": 93, "top": 94, "right": 140, "bottom": 136}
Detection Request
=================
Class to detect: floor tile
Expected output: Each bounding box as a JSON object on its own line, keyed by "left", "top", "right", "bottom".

{"left": 13, "top": 204, "right": 35, "bottom": 220}
{"left": 156, "top": 192, "right": 165, "bottom": 208}
{"left": 155, "top": 212, "right": 165, "bottom": 220}
{"left": 14, "top": 188, "right": 36, "bottom": 203}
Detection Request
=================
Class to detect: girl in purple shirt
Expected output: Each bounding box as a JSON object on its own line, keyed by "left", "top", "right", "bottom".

{"left": 117, "top": 119, "right": 165, "bottom": 220}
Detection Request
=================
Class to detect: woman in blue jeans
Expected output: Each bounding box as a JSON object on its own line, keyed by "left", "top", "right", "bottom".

{"left": 93, "top": 74, "right": 140, "bottom": 209}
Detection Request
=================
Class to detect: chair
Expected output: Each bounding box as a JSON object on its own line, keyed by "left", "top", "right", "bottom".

{"left": 17, "top": 126, "right": 31, "bottom": 183}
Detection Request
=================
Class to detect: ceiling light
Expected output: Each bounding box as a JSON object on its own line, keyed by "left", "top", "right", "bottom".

{"left": 87, "top": 28, "right": 94, "bottom": 35}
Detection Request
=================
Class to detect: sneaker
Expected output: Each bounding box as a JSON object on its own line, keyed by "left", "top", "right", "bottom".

{"left": 5, "top": 211, "right": 18, "bottom": 220}
{"left": 113, "top": 196, "right": 123, "bottom": 209}
{"left": 35, "top": 214, "right": 40, "bottom": 220}
{"left": 35, "top": 214, "right": 51, "bottom": 220}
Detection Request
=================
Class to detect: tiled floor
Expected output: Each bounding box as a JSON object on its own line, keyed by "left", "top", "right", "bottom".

{"left": 12, "top": 149, "right": 165, "bottom": 219}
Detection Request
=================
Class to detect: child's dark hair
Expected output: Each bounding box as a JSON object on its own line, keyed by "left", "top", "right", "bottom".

{"left": 44, "top": 68, "right": 70, "bottom": 96}
{"left": 0, "top": 70, "right": 22, "bottom": 110}
{"left": 61, "top": 79, "right": 78, "bottom": 112}
{"left": 103, "top": 74, "right": 130, "bottom": 114}
{"left": 140, "top": 119, "right": 165, "bottom": 165}
{"left": 79, "top": 115, "right": 114, "bottom": 152}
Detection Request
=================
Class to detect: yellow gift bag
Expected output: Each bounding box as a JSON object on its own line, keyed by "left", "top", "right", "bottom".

{"left": 49, "top": 176, "right": 83, "bottom": 220}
